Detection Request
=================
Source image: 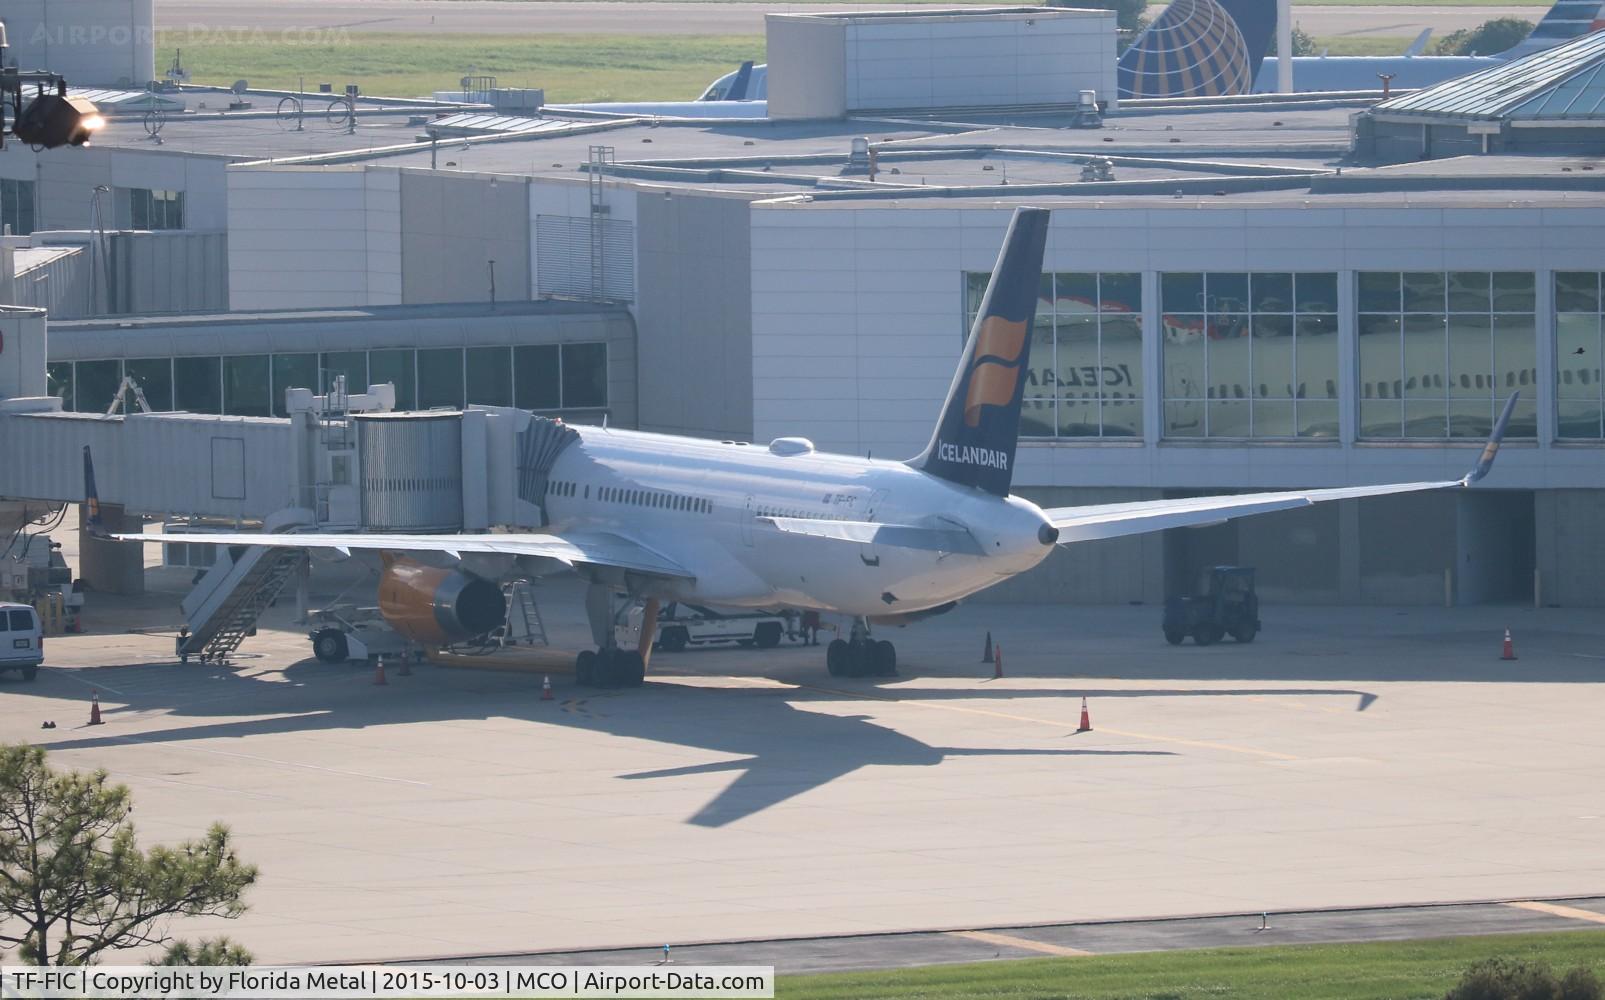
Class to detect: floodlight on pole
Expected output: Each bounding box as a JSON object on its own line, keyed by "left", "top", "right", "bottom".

{"left": 0, "top": 20, "right": 103, "bottom": 150}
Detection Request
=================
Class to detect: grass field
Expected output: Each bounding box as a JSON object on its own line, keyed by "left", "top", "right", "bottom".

{"left": 157, "top": 30, "right": 763, "bottom": 103}
{"left": 779, "top": 930, "right": 1605, "bottom": 1000}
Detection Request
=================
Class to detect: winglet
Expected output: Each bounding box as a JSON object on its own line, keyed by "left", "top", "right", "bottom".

{"left": 82, "top": 445, "right": 109, "bottom": 538}
{"left": 1462, "top": 392, "right": 1519, "bottom": 486}
{"left": 1404, "top": 28, "right": 1433, "bottom": 57}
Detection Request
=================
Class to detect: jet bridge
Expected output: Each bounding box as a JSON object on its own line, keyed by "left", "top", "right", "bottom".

{"left": 0, "top": 309, "right": 578, "bottom": 660}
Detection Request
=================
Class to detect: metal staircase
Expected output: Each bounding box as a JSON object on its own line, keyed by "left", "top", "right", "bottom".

{"left": 179, "top": 545, "right": 303, "bottom": 663}
{"left": 500, "top": 581, "right": 548, "bottom": 647}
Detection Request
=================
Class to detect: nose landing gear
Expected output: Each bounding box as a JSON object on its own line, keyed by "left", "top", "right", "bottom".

{"left": 826, "top": 618, "right": 897, "bottom": 678}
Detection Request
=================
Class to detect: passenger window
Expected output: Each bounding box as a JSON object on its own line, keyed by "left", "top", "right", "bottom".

{"left": 9, "top": 609, "right": 33, "bottom": 630}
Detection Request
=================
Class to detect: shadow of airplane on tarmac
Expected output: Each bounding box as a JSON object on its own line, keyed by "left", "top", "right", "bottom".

{"left": 31, "top": 657, "right": 1190, "bottom": 827}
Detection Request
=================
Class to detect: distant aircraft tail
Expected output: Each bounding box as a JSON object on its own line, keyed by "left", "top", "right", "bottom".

{"left": 909, "top": 207, "right": 1050, "bottom": 497}
{"left": 1118, "top": 0, "right": 1276, "bottom": 99}
{"left": 83, "top": 446, "right": 107, "bottom": 537}
{"left": 1501, "top": 0, "right": 1605, "bottom": 57}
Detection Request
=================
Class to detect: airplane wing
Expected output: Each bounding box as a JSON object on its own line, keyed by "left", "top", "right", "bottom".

{"left": 1046, "top": 392, "right": 1518, "bottom": 545}
{"left": 762, "top": 517, "right": 986, "bottom": 556}
{"left": 114, "top": 528, "right": 694, "bottom": 580}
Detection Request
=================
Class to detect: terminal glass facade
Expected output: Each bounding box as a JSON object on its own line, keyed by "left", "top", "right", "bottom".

{"left": 1, "top": 178, "right": 35, "bottom": 236}
{"left": 1358, "top": 271, "right": 1537, "bottom": 439}
{"left": 965, "top": 271, "right": 1143, "bottom": 437}
{"left": 45, "top": 344, "right": 609, "bottom": 418}
{"left": 1161, "top": 272, "right": 1339, "bottom": 439}
{"left": 1556, "top": 271, "right": 1605, "bottom": 439}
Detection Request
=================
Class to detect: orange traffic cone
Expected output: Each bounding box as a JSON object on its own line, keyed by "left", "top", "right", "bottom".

{"left": 1501, "top": 628, "right": 1517, "bottom": 661}
{"left": 1077, "top": 696, "right": 1092, "bottom": 733}
{"left": 88, "top": 691, "right": 103, "bottom": 726}
{"left": 373, "top": 658, "right": 388, "bottom": 686}
{"left": 982, "top": 631, "right": 994, "bottom": 664}
{"left": 541, "top": 675, "right": 554, "bottom": 701}
{"left": 993, "top": 643, "right": 1003, "bottom": 679}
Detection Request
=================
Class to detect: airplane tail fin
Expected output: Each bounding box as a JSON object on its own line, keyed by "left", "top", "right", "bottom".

{"left": 1501, "top": 0, "right": 1605, "bottom": 57}
{"left": 909, "top": 207, "right": 1049, "bottom": 497}
{"left": 726, "top": 61, "right": 754, "bottom": 101}
{"left": 1404, "top": 27, "right": 1434, "bottom": 57}
{"left": 1118, "top": 0, "right": 1275, "bottom": 98}
{"left": 83, "top": 446, "right": 108, "bottom": 538}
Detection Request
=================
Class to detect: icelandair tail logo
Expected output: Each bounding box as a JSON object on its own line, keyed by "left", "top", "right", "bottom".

{"left": 937, "top": 441, "right": 1009, "bottom": 470}
{"left": 961, "top": 315, "right": 1028, "bottom": 427}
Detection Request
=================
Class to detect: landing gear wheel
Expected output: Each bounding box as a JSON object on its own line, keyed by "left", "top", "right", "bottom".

{"left": 1230, "top": 624, "right": 1258, "bottom": 644}
{"left": 617, "top": 650, "right": 646, "bottom": 688}
{"left": 312, "top": 628, "right": 348, "bottom": 664}
{"left": 754, "top": 622, "right": 782, "bottom": 649}
{"left": 1164, "top": 629, "right": 1186, "bottom": 646}
{"left": 872, "top": 640, "right": 897, "bottom": 677}
{"left": 847, "top": 641, "right": 876, "bottom": 678}
{"left": 826, "top": 639, "right": 850, "bottom": 677}
{"left": 576, "top": 649, "right": 598, "bottom": 686}
{"left": 1193, "top": 624, "right": 1223, "bottom": 646}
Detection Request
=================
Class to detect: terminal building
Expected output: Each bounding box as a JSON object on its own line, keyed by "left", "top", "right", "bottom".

{"left": 3, "top": 7, "right": 1605, "bottom": 609}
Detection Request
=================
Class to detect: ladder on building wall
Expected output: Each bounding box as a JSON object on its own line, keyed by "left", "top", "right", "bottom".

{"left": 179, "top": 546, "right": 303, "bottom": 663}
{"left": 588, "top": 144, "right": 615, "bottom": 301}
{"left": 500, "top": 581, "right": 547, "bottom": 647}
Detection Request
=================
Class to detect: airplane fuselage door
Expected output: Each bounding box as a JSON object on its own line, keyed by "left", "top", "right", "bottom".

{"left": 742, "top": 495, "right": 756, "bottom": 547}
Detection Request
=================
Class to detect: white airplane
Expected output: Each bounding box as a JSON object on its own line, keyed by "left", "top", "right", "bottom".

{"left": 107, "top": 208, "right": 1518, "bottom": 689}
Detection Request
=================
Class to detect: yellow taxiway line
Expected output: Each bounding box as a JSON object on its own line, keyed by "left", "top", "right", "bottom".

{"left": 949, "top": 929, "right": 1092, "bottom": 957}
{"left": 1505, "top": 900, "right": 1605, "bottom": 925}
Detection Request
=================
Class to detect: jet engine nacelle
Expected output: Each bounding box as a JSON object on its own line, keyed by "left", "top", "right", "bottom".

{"left": 378, "top": 556, "right": 506, "bottom": 646}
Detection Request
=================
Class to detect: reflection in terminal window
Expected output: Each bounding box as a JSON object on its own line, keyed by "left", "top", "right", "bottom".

{"left": 965, "top": 271, "right": 1142, "bottom": 438}
{"left": 1556, "top": 272, "right": 1605, "bottom": 439}
{"left": 46, "top": 343, "right": 610, "bottom": 418}
{"left": 1161, "top": 272, "right": 1339, "bottom": 439}
{"left": 1358, "top": 271, "right": 1538, "bottom": 440}
{"left": 129, "top": 188, "right": 184, "bottom": 231}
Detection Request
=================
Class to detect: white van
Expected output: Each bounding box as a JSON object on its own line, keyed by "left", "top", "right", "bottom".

{"left": 0, "top": 603, "right": 43, "bottom": 681}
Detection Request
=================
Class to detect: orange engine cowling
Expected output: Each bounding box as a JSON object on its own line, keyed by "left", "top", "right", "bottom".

{"left": 378, "top": 556, "right": 507, "bottom": 646}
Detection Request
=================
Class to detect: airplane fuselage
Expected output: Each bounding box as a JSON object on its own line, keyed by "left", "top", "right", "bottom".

{"left": 539, "top": 426, "right": 1056, "bottom": 616}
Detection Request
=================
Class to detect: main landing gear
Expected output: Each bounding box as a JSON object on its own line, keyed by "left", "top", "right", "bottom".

{"left": 576, "top": 582, "right": 647, "bottom": 689}
{"left": 575, "top": 647, "right": 645, "bottom": 688}
{"left": 826, "top": 617, "right": 897, "bottom": 678}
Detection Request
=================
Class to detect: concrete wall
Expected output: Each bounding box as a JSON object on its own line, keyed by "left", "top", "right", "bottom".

{"left": 0, "top": 308, "right": 48, "bottom": 400}
{"left": 767, "top": 16, "right": 847, "bottom": 119}
{"left": 635, "top": 191, "right": 754, "bottom": 440}
{"left": 1535, "top": 488, "right": 1605, "bottom": 607}
{"left": 399, "top": 171, "right": 530, "bottom": 305}
{"left": 1, "top": 0, "right": 156, "bottom": 87}
{"left": 228, "top": 166, "right": 401, "bottom": 310}
{"left": 766, "top": 9, "right": 1116, "bottom": 118}
{"left": 4, "top": 146, "right": 230, "bottom": 232}
{"left": 846, "top": 10, "right": 1115, "bottom": 112}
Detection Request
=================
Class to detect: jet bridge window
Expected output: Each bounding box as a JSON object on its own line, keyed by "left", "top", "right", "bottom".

{"left": 1162, "top": 272, "right": 1339, "bottom": 440}
{"left": 966, "top": 271, "right": 1142, "bottom": 438}
{"left": 1358, "top": 271, "right": 1537, "bottom": 440}
{"left": 1556, "top": 272, "right": 1605, "bottom": 439}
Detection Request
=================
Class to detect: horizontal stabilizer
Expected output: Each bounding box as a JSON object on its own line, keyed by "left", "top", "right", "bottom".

{"left": 763, "top": 517, "right": 985, "bottom": 556}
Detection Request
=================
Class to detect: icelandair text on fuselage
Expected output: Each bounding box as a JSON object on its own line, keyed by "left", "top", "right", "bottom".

{"left": 938, "top": 441, "right": 1009, "bottom": 470}
{"left": 0, "top": 965, "right": 774, "bottom": 999}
